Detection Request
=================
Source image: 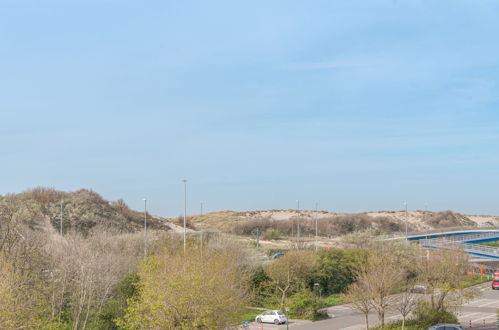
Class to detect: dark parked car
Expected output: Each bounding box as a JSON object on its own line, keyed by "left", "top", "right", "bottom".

{"left": 409, "top": 285, "right": 431, "bottom": 294}
{"left": 271, "top": 253, "right": 285, "bottom": 259}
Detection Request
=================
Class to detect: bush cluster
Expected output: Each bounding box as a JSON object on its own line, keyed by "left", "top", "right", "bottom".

{"left": 232, "top": 214, "right": 404, "bottom": 238}
{"left": 424, "top": 211, "right": 461, "bottom": 228}
{"left": 373, "top": 302, "right": 458, "bottom": 329}
{"left": 249, "top": 248, "right": 368, "bottom": 318}
{"left": 175, "top": 215, "right": 196, "bottom": 229}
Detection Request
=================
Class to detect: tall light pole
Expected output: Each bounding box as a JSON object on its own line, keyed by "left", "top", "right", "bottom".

{"left": 182, "top": 179, "right": 187, "bottom": 254}
{"left": 424, "top": 204, "right": 428, "bottom": 240}
{"left": 60, "top": 201, "right": 64, "bottom": 236}
{"left": 200, "top": 202, "right": 204, "bottom": 254}
{"left": 296, "top": 200, "right": 300, "bottom": 247}
{"left": 404, "top": 201, "right": 408, "bottom": 238}
{"left": 315, "top": 202, "right": 318, "bottom": 251}
{"left": 143, "top": 198, "right": 147, "bottom": 256}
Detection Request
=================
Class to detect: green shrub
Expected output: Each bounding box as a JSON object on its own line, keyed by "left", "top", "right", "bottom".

{"left": 97, "top": 273, "right": 140, "bottom": 329}
{"left": 413, "top": 306, "right": 458, "bottom": 326}
{"left": 411, "top": 302, "right": 458, "bottom": 328}
{"left": 288, "top": 289, "right": 321, "bottom": 319}
{"left": 311, "top": 248, "right": 368, "bottom": 295}
{"left": 320, "top": 294, "right": 343, "bottom": 307}
{"left": 248, "top": 267, "right": 276, "bottom": 307}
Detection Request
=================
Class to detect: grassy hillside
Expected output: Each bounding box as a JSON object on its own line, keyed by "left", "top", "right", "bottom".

{"left": 0, "top": 187, "right": 171, "bottom": 235}
{"left": 3, "top": 188, "right": 496, "bottom": 238}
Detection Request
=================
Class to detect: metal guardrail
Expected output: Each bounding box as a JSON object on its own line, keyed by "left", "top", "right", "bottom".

{"left": 420, "top": 238, "right": 499, "bottom": 258}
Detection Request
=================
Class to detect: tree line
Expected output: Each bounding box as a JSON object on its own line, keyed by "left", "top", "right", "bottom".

{"left": 0, "top": 192, "right": 476, "bottom": 329}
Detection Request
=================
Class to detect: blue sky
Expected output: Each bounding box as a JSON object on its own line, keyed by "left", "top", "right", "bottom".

{"left": 1, "top": 0, "right": 499, "bottom": 216}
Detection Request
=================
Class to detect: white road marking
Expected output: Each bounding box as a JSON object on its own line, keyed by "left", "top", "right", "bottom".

{"left": 477, "top": 300, "right": 499, "bottom": 307}
{"left": 460, "top": 312, "right": 482, "bottom": 319}
{"left": 340, "top": 325, "right": 364, "bottom": 330}
{"left": 468, "top": 299, "right": 488, "bottom": 306}
{"left": 471, "top": 314, "right": 496, "bottom": 323}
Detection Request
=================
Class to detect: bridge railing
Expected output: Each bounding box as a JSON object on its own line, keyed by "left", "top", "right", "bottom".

{"left": 381, "top": 225, "right": 499, "bottom": 240}
{"left": 460, "top": 242, "right": 499, "bottom": 257}
{"left": 444, "top": 232, "right": 499, "bottom": 242}
{"left": 419, "top": 238, "right": 499, "bottom": 257}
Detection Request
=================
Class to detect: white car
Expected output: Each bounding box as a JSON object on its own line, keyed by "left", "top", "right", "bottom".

{"left": 255, "top": 310, "right": 287, "bottom": 325}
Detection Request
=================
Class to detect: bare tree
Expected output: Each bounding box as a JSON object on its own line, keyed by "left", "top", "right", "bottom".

{"left": 416, "top": 249, "right": 472, "bottom": 312}
{"left": 44, "top": 228, "right": 145, "bottom": 329}
{"left": 354, "top": 248, "right": 406, "bottom": 327}
{"left": 345, "top": 281, "right": 374, "bottom": 329}
{"left": 394, "top": 290, "right": 420, "bottom": 330}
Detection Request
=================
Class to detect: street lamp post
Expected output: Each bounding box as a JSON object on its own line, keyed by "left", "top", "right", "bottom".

{"left": 200, "top": 202, "right": 204, "bottom": 255}
{"left": 60, "top": 201, "right": 63, "bottom": 236}
{"left": 404, "top": 201, "right": 408, "bottom": 238}
{"left": 183, "top": 179, "right": 187, "bottom": 254}
{"left": 143, "top": 198, "right": 147, "bottom": 256}
{"left": 424, "top": 204, "right": 428, "bottom": 240}
{"left": 285, "top": 307, "right": 290, "bottom": 330}
{"left": 315, "top": 202, "right": 318, "bottom": 251}
{"left": 296, "top": 200, "right": 300, "bottom": 248}
{"left": 314, "top": 282, "right": 321, "bottom": 299}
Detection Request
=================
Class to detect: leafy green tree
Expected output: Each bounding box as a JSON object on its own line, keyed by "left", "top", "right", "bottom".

{"left": 249, "top": 266, "right": 276, "bottom": 306}
{"left": 288, "top": 289, "right": 321, "bottom": 318}
{"left": 312, "top": 248, "right": 368, "bottom": 295}
{"left": 97, "top": 273, "right": 139, "bottom": 329}
{"left": 265, "top": 250, "right": 317, "bottom": 306}
{"left": 119, "top": 240, "right": 248, "bottom": 329}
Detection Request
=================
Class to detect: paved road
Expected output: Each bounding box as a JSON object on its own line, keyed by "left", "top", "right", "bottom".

{"left": 459, "top": 286, "right": 499, "bottom": 328}
{"left": 262, "top": 283, "right": 499, "bottom": 330}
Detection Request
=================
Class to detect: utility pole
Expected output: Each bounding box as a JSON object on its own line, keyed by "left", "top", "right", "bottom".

{"left": 143, "top": 198, "right": 147, "bottom": 256}
{"left": 183, "top": 179, "right": 187, "bottom": 254}
{"left": 60, "top": 201, "right": 63, "bottom": 236}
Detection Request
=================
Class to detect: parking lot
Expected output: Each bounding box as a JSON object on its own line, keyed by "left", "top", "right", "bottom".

{"left": 458, "top": 285, "right": 499, "bottom": 328}
{"left": 243, "top": 319, "right": 312, "bottom": 329}
{"left": 241, "top": 283, "right": 499, "bottom": 330}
